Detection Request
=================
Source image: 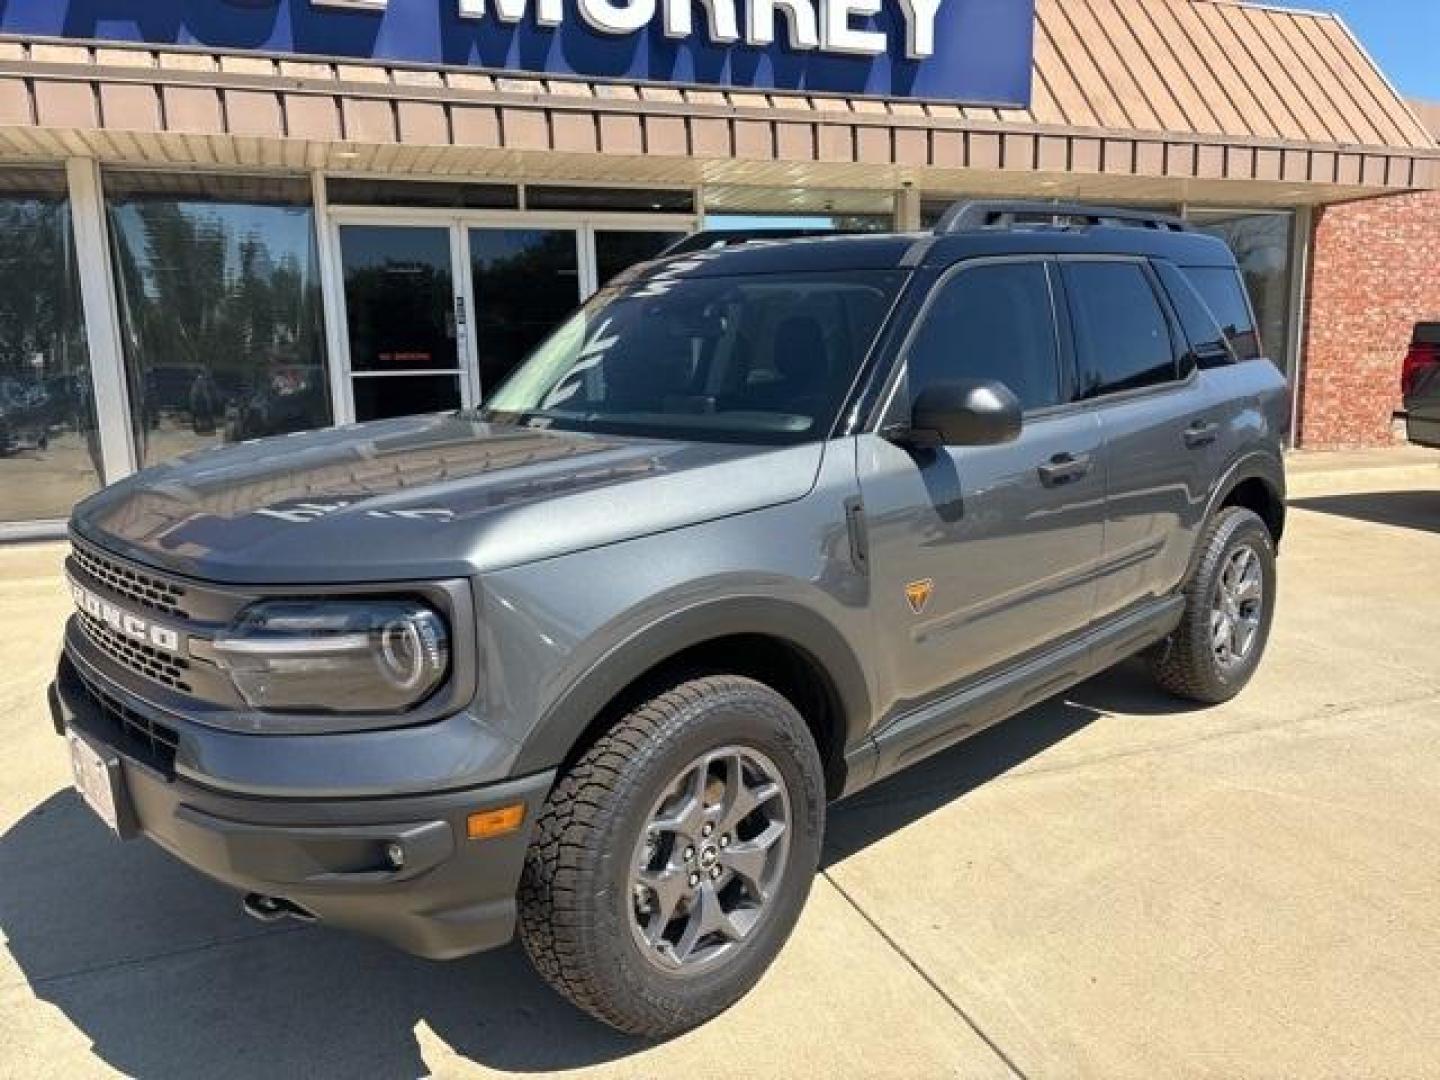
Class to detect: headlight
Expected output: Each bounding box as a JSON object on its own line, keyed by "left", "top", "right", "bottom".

{"left": 212, "top": 599, "right": 450, "bottom": 714}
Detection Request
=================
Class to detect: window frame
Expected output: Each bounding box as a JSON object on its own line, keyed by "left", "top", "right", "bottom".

{"left": 887, "top": 255, "right": 1075, "bottom": 424}
{"left": 482, "top": 266, "right": 911, "bottom": 446}
{"left": 1176, "top": 262, "right": 1265, "bottom": 363}
{"left": 1053, "top": 254, "right": 1195, "bottom": 405}
{"left": 1152, "top": 259, "right": 1241, "bottom": 370}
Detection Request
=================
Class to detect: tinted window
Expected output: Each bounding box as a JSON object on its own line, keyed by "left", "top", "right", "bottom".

{"left": 594, "top": 230, "right": 688, "bottom": 287}
{"left": 1182, "top": 266, "right": 1262, "bottom": 361}
{"left": 0, "top": 178, "right": 101, "bottom": 523}
{"left": 485, "top": 270, "right": 903, "bottom": 444}
{"left": 1154, "top": 262, "right": 1233, "bottom": 369}
{"left": 906, "top": 262, "right": 1062, "bottom": 412}
{"left": 107, "top": 171, "right": 331, "bottom": 467}
{"left": 1062, "top": 262, "right": 1178, "bottom": 397}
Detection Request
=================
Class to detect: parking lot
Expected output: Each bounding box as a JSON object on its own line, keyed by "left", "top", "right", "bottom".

{"left": 2, "top": 452, "right": 1438, "bottom": 1080}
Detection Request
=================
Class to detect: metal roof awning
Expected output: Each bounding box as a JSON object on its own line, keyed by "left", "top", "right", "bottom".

{"left": 0, "top": 0, "right": 1432, "bottom": 205}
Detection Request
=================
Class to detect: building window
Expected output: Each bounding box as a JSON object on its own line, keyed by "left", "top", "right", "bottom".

{"left": 1186, "top": 210, "right": 1295, "bottom": 378}
{"left": 593, "top": 230, "right": 687, "bottom": 288}
{"left": 526, "top": 186, "right": 694, "bottom": 213}
{"left": 0, "top": 169, "right": 100, "bottom": 525}
{"left": 705, "top": 186, "right": 895, "bottom": 232}
{"left": 105, "top": 171, "right": 331, "bottom": 468}
{"left": 326, "top": 177, "right": 519, "bottom": 210}
{"left": 919, "top": 198, "right": 1182, "bottom": 230}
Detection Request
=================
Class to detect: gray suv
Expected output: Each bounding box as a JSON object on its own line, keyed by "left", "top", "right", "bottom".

{"left": 50, "top": 202, "right": 1288, "bottom": 1038}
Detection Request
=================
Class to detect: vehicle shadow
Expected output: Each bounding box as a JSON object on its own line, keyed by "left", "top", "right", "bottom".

{"left": 2, "top": 664, "right": 1188, "bottom": 1078}
{"left": 1289, "top": 489, "right": 1440, "bottom": 535}
{"left": 0, "top": 795, "right": 641, "bottom": 1078}
{"left": 824, "top": 660, "right": 1176, "bottom": 866}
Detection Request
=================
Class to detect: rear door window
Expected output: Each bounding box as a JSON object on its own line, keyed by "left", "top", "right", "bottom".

{"left": 1061, "top": 262, "right": 1180, "bottom": 397}
{"left": 1181, "top": 266, "right": 1262, "bottom": 360}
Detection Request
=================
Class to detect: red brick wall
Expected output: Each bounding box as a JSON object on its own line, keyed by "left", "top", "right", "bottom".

{"left": 1300, "top": 190, "right": 1440, "bottom": 448}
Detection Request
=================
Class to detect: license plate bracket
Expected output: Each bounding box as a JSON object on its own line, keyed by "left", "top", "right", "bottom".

{"left": 67, "top": 730, "right": 135, "bottom": 839}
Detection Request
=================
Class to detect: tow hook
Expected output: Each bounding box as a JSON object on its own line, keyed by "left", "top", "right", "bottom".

{"left": 243, "top": 893, "right": 318, "bottom": 925}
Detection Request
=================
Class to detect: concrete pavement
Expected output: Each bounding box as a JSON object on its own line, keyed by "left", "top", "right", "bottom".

{"left": 1, "top": 457, "right": 1438, "bottom": 1078}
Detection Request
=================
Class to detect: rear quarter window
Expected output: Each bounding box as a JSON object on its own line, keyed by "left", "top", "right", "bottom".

{"left": 1181, "top": 266, "right": 1262, "bottom": 361}
{"left": 1154, "top": 261, "right": 1234, "bottom": 370}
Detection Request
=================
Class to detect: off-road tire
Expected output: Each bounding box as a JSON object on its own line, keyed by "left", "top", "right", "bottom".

{"left": 518, "top": 675, "right": 825, "bottom": 1038}
{"left": 1149, "top": 506, "right": 1276, "bottom": 704}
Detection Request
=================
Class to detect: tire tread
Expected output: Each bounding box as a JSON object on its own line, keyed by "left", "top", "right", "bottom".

{"left": 518, "top": 675, "right": 821, "bottom": 1037}
{"left": 1149, "top": 506, "right": 1275, "bottom": 704}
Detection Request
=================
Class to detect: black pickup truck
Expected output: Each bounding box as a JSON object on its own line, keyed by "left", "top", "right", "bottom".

{"left": 1399, "top": 322, "right": 1440, "bottom": 448}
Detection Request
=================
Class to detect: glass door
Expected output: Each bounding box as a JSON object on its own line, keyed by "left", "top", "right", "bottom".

{"left": 592, "top": 228, "right": 687, "bottom": 290}
{"left": 331, "top": 213, "right": 692, "bottom": 424}
{"left": 336, "top": 223, "right": 468, "bottom": 422}
{"left": 465, "top": 227, "right": 583, "bottom": 397}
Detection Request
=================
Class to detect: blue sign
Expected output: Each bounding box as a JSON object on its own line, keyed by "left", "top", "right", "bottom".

{"left": 0, "top": 0, "right": 1035, "bottom": 106}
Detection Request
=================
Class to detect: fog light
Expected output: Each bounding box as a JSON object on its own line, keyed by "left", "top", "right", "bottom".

{"left": 467, "top": 804, "right": 526, "bottom": 841}
{"left": 386, "top": 841, "right": 406, "bottom": 869}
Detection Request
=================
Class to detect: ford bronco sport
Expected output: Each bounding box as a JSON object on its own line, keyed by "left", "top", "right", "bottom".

{"left": 50, "top": 202, "right": 1288, "bottom": 1038}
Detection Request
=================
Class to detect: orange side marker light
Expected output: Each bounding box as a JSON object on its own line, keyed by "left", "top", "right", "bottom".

{"left": 467, "top": 804, "right": 526, "bottom": 840}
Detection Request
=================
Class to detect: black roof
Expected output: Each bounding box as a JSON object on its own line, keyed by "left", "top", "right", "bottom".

{"left": 625, "top": 203, "right": 1237, "bottom": 286}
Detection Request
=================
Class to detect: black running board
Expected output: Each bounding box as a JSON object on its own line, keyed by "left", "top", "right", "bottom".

{"left": 855, "top": 596, "right": 1185, "bottom": 791}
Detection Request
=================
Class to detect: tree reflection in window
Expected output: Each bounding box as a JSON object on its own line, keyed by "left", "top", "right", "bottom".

{"left": 106, "top": 177, "right": 332, "bottom": 467}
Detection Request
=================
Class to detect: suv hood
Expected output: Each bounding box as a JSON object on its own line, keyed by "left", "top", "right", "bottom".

{"left": 73, "top": 414, "right": 825, "bottom": 584}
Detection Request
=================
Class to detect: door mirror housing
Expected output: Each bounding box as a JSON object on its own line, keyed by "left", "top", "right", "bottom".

{"left": 896, "top": 379, "right": 1023, "bottom": 448}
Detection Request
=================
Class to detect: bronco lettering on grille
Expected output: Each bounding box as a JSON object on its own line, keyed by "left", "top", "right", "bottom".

{"left": 69, "top": 577, "right": 185, "bottom": 656}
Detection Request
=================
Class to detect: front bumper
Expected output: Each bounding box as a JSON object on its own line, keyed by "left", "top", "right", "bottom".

{"left": 50, "top": 654, "right": 555, "bottom": 960}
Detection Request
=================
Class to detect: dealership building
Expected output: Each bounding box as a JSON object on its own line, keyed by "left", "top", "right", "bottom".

{"left": 0, "top": 0, "right": 1436, "bottom": 537}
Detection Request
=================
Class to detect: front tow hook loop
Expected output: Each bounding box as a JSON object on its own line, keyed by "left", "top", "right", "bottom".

{"left": 243, "top": 893, "right": 317, "bottom": 925}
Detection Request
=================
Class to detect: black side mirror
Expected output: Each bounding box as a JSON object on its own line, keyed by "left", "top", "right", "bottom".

{"left": 895, "top": 379, "right": 1023, "bottom": 448}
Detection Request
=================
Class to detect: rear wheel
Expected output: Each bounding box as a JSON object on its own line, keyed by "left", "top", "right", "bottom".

{"left": 1149, "top": 506, "right": 1276, "bottom": 703}
{"left": 518, "top": 675, "right": 825, "bottom": 1038}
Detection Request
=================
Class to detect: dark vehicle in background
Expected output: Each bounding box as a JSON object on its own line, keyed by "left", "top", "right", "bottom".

{"left": 226, "top": 365, "right": 330, "bottom": 443}
{"left": 0, "top": 376, "right": 52, "bottom": 453}
{"left": 50, "top": 202, "right": 1289, "bottom": 1040}
{"left": 141, "top": 365, "right": 244, "bottom": 435}
{"left": 1399, "top": 322, "right": 1440, "bottom": 448}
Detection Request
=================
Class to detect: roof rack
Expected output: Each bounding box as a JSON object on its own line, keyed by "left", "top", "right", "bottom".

{"left": 662, "top": 227, "right": 857, "bottom": 256}
{"left": 934, "top": 200, "right": 1191, "bottom": 235}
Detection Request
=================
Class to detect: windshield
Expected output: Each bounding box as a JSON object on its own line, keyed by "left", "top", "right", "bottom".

{"left": 483, "top": 268, "right": 905, "bottom": 444}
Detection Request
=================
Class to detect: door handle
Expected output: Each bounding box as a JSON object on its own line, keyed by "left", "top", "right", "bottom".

{"left": 1184, "top": 421, "right": 1220, "bottom": 449}
{"left": 1037, "top": 452, "right": 1093, "bottom": 487}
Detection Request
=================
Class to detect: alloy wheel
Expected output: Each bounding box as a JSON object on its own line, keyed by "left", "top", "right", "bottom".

{"left": 628, "top": 746, "right": 791, "bottom": 974}
{"left": 1211, "top": 542, "right": 1264, "bottom": 670}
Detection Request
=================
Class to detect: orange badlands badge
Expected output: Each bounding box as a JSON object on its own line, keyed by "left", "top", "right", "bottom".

{"left": 904, "top": 579, "right": 934, "bottom": 615}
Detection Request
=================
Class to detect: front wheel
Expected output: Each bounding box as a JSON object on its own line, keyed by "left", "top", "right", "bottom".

{"left": 518, "top": 676, "right": 825, "bottom": 1038}
{"left": 1149, "top": 506, "right": 1277, "bottom": 704}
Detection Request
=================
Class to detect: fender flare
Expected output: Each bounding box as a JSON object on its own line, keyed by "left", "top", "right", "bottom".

{"left": 1185, "top": 450, "right": 1286, "bottom": 581}
{"left": 511, "top": 596, "right": 874, "bottom": 777}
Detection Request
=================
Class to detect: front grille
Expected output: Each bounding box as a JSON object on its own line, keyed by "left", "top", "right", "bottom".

{"left": 74, "top": 666, "right": 180, "bottom": 774}
{"left": 77, "top": 612, "right": 193, "bottom": 693}
{"left": 72, "top": 540, "right": 189, "bottom": 619}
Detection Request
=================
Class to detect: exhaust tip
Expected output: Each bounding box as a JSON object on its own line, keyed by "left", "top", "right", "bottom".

{"left": 243, "top": 893, "right": 317, "bottom": 925}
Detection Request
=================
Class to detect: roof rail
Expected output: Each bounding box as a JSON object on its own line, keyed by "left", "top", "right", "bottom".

{"left": 662, "top": 227, "right": 855, "bottom": 256}
{"left": 934, "top": 200, "right": 1191, "bottom": 235}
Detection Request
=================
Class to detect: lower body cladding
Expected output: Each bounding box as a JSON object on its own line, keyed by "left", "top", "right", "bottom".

{"left": 49, "top": 654, "right": 555, "bottom": 961}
